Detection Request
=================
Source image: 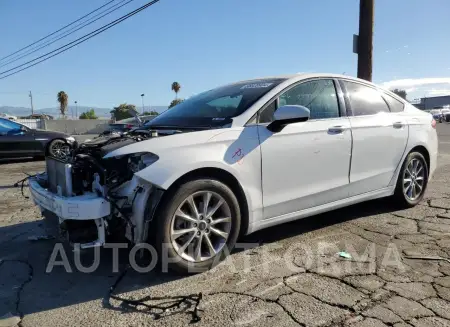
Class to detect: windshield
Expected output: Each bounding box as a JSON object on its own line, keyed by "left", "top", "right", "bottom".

{"left": 145, "top": 78, "right": 286, "bottom": 128}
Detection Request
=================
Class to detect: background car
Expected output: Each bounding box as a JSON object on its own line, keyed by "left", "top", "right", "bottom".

{"left": 98, "top": 122, "right": 136, "bottom": 137}
{"left": 21, "top": 113, "right": 54, "bottom": 120}
{"left": 430, "top": 109, "right": 444, "bottom": 122}
{"left": 0, "top": 113, "right": 17, "bottom": 121}
{"left": 0, "top": 118, "right": 76, "bottom": 160}
{"left": 98, "top": 115, "right": 157, "bottom": 137}
{"left": 441, "top": 108, "right": 450, "bottom": 122}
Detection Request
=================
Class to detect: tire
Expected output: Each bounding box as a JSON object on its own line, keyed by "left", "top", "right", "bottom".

{"left": 153, "top": 178, "right": 241, "bottom": 274}
{"left": 392, "top": 151, "right": 428, "bottom": 208}
{"left": 48, "top": 139, "right": 71, "bottom": 161}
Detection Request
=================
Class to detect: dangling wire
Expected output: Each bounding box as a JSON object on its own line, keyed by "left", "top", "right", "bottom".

{"left": 14, "top": 173, "right": 37, "bottom": 199}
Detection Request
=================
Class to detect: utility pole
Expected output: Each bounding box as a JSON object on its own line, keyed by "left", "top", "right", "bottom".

{"left": 357, "top": 0, "right": 375, "bottom": 81}
{"left": 141, "top": 93, "right": 145, "bottom": 114}
{"left": 75, "top": 101, "right": 78, "bottom": 118}
{"left": 29, "top": 91, "right": 34, "bottom": 115}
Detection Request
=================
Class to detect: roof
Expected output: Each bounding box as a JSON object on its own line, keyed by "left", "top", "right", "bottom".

{"left": 227, "top": 73, "right": 378, "bottom": 87}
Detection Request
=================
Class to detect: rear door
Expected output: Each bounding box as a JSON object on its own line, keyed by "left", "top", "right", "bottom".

{"left": 341, "top": 81, "right": 408, "bottom": 196}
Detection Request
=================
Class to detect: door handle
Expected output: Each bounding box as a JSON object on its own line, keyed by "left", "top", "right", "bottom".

{"left": 393, "top": 122, "right": 404, "bottom": 129}
{"left": 328, "top": 125, "right": 347, "bottom": 134}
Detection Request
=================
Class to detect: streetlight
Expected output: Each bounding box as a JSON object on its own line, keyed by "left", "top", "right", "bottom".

{"left": 75, "top": 101, "right": 78, "bottom": 119}
{"left": 141, "top": 94, "right": 145, "bottom": 114}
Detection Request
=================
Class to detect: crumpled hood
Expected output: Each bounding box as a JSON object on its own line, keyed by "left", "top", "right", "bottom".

{"left": 103, "top": 129, "right": 225, "bottom": 158}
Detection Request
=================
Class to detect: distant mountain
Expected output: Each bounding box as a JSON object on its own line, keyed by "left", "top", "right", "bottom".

{"left": 0, "top": 105, "right": 168, "bottom": 118}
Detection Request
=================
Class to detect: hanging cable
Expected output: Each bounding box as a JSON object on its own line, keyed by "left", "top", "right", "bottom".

{"left": 0, "top": 0, "right": 116, "bottom": 62}
{"left": 0, "top": 0, "right": 161, "bottom": 80}
{"left": 0, "top": 0, "right": 135, "bottom": 68}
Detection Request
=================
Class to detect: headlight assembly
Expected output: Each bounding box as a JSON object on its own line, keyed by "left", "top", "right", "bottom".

{"left": 128, "top": 152, "right": 159, "bottom": 173}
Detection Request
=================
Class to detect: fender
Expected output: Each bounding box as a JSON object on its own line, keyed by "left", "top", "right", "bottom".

{"left": 104, "top": 127, "right": 264, "bottom": 226}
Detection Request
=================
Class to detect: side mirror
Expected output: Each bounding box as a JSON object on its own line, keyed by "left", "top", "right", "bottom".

{"left": 267, "top": 105, "right": 310, "bottom": 133}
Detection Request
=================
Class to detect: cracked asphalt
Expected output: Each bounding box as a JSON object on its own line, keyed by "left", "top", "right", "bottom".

{"left": 1, "top": 124, "right": 450, "bottom": 327}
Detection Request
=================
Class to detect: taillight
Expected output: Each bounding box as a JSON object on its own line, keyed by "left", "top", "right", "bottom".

{"left": 126, "top": 124, "right": 133, "bottom": 129}
{"left": 431, "top": 119, "right": 437, "bottom": 129}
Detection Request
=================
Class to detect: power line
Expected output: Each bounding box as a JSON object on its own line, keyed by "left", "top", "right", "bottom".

{"left": 0, "top": 0, "right": 161, "bottom": 80}
{"left": 0, "top": 0, "right": 135, "bottom": 68}
{"left": 0, "top": 0, "right": 116, "bottom": 62}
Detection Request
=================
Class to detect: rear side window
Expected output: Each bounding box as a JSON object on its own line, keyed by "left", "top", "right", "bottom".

{"left": 343, "top": 81, "right": 390, "bottom": 116}
{"left": 383, "top": 93, "right": 405, "bottom": 112}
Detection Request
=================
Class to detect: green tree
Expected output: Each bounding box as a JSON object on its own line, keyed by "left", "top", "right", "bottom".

{"left": 391, "top": 89, "right": 407, "bottom": 100}
{"left": 79, "top": 109, "right": 98, "bottom": 119}
{"left": 169, "top": 98, "right": 184, "bottom": 108}
{"left": 142, "top": 110, "right": 159, "bottom": 116}
{"left": 57, "top": 91, "right": 68, "bottom": 117}
{"left": 110, "top": 103, "right": 138, "bottom": 121}
{"left": 171, "top": 82, "right": 181, "bottom": 99}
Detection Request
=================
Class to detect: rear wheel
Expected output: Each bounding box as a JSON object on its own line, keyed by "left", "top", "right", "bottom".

{"left": 154, "top": 178, "right": 241, "bottom": 274}
{"left": 392, "top": 152, "right": 428, "bottom": 207}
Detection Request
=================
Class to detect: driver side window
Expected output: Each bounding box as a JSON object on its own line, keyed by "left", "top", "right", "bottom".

{"left": 258, "top": 79, "right": 340, "bottom": 123}
{"left": 0, "top": 119, "right": 23, "bottom": 135}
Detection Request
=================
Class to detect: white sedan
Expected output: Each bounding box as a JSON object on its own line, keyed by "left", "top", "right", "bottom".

{"left": 29, "top": 73, "right": 438, "bottom": 273}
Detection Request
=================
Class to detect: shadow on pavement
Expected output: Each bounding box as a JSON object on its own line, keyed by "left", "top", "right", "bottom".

{"left": 0, "top": 197, "right": 398, "bottom": 318}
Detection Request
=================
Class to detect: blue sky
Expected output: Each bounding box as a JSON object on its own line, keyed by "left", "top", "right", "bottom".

{"left": 1, "top": 0, "right": 449, "bottom": 110}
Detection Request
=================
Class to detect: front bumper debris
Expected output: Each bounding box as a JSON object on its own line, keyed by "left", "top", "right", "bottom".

{"left": 29, "top": 174, "right": 110, "bottom": 249}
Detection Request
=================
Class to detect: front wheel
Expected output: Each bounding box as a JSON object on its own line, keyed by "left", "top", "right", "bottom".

{"left": 154, "top": 178, "right": 241, "bottom": 274}
{"left": 392, "top": 152, "right": 428, "bottom": 208}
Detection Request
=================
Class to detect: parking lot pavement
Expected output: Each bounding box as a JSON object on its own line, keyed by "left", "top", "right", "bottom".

{"left": 1, "top": 124, "right": 450, "bottom": 327}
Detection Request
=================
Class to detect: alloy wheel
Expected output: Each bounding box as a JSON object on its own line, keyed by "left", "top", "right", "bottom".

{"left": 49, "top": 140, "right": 70, "bottom": 160}
{"left": 170, "top": 191, "right": 232, "bottom": 262}
{"left": 403, "top": 158, "right": 425, "bottom": 201}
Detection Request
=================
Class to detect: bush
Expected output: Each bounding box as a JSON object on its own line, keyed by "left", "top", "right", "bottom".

{"left": 79, "top": 109, "right": 98, "bottom": 119}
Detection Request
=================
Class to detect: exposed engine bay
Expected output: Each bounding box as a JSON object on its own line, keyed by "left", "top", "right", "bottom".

{"left": 30, "top": 128, "right": 179, "bottom": 249}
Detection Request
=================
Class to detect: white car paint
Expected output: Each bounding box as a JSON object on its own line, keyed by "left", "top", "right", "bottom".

{"left": 257, "top": 117, "right": 352, "bottom": 219}
{"left": 29, "top": 73, "right": 438, "bottom": 242}
{"left": 105, "top": 73, "right": 438, "bottom": 236}
{"left": 347, "top": 111, "right": 408, "bottom": 196}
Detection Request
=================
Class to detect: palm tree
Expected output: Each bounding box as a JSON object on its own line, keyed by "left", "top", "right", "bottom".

{"left": 57, "top": 91, "right": 68, "bottom": 118}
{"left": 171, "top": 82, "right": 181, "bottom": 99}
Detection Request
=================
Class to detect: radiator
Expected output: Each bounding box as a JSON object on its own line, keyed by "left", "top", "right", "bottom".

{"left": 45, "top": 157, "right": 73, "bottom": 196}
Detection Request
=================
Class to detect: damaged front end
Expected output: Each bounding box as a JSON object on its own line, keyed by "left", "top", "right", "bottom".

{"left": 28, "top": 134, "right": 164, "bottom": 249}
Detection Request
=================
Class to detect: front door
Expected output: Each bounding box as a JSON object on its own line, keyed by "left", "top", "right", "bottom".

{"left": 258, "top": 79, "right": 352, "bottom": 219}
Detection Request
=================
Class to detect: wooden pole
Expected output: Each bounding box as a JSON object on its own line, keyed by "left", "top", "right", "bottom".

{"left": 357, "top": 0, "right": 374, "bottom": 81}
